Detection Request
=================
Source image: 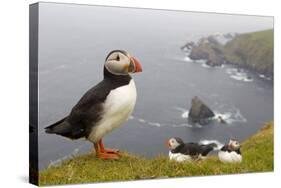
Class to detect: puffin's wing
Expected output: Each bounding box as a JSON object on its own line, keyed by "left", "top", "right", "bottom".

{"left": 45, "top": 80, "right": 112, "bottom": 139}
{"left": 69, "top": 80, "right": 112, "bottom": 122}
{"left": 180, "top": 143, "right": 198, "bottom": 155}
{"left": 199, "top": 143, "right": 217, "bottom": 156}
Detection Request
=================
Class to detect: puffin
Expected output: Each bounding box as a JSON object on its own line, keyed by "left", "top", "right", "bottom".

{"left": 166, "top": 137, "right": 217, "bottom": 162}
{"left": 218, "top": 139, "right": 242, "bottom": 163}
{"left": 45, "top": 50, "right": 142, "bottom": 160}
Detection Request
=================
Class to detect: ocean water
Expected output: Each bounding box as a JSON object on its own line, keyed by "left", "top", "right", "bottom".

{"left": 37, "top": 3, "right": 273, "bottom": 169}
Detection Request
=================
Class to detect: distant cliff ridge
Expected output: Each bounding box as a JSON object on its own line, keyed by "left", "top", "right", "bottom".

{"left": 224, "top": 30, "right": 273, "bottom": 75}
{"left": 181, "top": 29, "right": 273, "bottom": 75}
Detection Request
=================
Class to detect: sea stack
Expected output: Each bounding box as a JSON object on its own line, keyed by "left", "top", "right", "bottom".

{"left": 188, "top": 96, "right": 215, "bottom": 125}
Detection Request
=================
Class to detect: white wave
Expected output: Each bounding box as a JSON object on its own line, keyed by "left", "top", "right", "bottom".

{"left": 184, "top": 56, "right": 192, "bottom": 62}
{"left": 138, "top": 118, "right": 146, "bottom": 123}
{"left": 172, "top": 123, "right": 193, "bottom": 128}
{"left": 147, "top": 122, "right": 161, "bottom": 127}
{"left": 213, "top": 111, "right": 232, "bottom": 123}
{"left": 226, "top": 68, "right": 254, "bottom": 82}
{"left": 230, "top": 74, "right": 253, "bottom": 82}
{"left": 201, "top": 63, "right": 211, "bottom": 68}
{"left": 213, "top": 109, "right": 247, "bottom": 124}
{"left": 194, "top": 124, "right": 203, "bottom": 128}
{"left": 201, "top": 62, "right": 225, "bottom": 69}
{"left": 194, "top": 59, "right": 207, "bottom": 64}
{"left": 259, "top": 74, "right": 272, "bottom": 81}
{"left": 181, "top": 111, "right": 189, "bottom": 119}
{"left": 128, "top": 115, "right": 134, "bottom": 120}
{"left": 185, "top": 57, "right": 224, "bottom": 70}
{"left": 199, "top": 139, "right": 224, "bottom": 150}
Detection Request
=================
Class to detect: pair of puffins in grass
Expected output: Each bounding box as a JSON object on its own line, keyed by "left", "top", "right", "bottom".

{"left": 166, "top": 137, "right": 242, "bottom": 163}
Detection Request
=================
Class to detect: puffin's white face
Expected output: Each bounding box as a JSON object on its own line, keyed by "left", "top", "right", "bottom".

{"left": 166, "top": 137, "right": 183, "bottom": 150}
{"left": 105, "top": 50, "right": 142, "bottom": 75}
{"left": 228, "top": 139, "right": 240, "bottom": 150}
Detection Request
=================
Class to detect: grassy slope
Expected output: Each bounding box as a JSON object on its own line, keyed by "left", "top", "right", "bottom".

{"left": 224, "top": 29, "right": 273, "bottom": 74}
{"left": 39, "top": 122, "right": 273, "bottom": 186}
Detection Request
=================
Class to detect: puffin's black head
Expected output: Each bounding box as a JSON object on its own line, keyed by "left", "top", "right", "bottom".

{"left": 166, "top": 137, "right": 184, "bottom": 150}
{"left": 228, "top": 139, "right": 241, "bottom": 150}
{"left": 104, "top": 50, "right": 142, "bottom": 76}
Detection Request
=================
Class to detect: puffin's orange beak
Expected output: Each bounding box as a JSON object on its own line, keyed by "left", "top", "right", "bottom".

{"left": 131, "top": 57, "right": 142, "bottom": 73}
{"left": 165, "top": 140, "right": 171, "bottom": 148}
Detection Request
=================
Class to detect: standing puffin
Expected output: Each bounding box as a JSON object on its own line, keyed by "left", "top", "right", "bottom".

{"left": 218, "top": 139, "right": 242, "bottom": 163}
{"left": 166, "top": 137, "right": 217, "bottom": 162}
{"left": 45, "top": 50, "right": 142, "bottom": 160}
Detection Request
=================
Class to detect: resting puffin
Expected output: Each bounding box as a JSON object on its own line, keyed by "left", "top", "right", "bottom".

{"left": 45, "top": 50, "right": 142, "bottom": 160}
{"left": 166, "top": 137, "right": 217, "bottom": 162}
{"left": 218, "top": 139, "right": 242, "bottom": 163}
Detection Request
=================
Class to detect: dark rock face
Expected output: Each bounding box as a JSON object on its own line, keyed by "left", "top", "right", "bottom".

{"left": 181, "top": 41, "right": 195, "bottom": 54}
{"left": 189, "top": 45, "right": 209, "bottom": 60}
{"left": 206, "top": 47, "right": 224, "bottom": 66}
{"left": 181, "top": 41, "right": 195, "bottom": 50}
{"left": 189, "top": 37, "right": 224, "bottom": 67}
{"left": 188, "top": 96, "right": 215, "bottom": 125}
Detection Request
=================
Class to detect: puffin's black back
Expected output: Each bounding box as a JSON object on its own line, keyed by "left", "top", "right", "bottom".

{"left": 45, "top": 66, "right": 132, "bottom": 139}
{"left": 172, "top": 142, "right": 217, "bottom": 156}
{"left": 220, "top": 145, "right": 242, "bottom": 154}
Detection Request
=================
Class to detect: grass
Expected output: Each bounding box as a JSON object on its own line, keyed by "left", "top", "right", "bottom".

{"left": 39, "top": 122, "right": 273, "bottom": 186}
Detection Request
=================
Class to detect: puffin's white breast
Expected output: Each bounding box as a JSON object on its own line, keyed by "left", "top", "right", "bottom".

{"left": 88, "top": 79, "right": 137, "bottom": 142}
{"left": 169, "top": 151, "right": 193, "bottom": 162}
{"left": 218, "top": 151, "right": 242, "bottom": 163}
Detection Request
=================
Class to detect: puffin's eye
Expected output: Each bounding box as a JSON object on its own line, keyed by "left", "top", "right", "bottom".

{"left": 116, "top": 54, "right": 120, "bottom": 61}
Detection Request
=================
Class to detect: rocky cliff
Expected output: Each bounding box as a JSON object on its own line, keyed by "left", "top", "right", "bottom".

{"left": 182, "top": 29, "right": 273, "bottom": 75}
{"left": 224, "top": 29, "right": 273, "bottom": 75}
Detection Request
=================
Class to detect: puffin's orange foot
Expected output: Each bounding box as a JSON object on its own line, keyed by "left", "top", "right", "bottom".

{"left": 96, "top": 152, "right": 119, "bottom": 160}
{"left": 103, "top": 148, "right": 120, "bottom": 154}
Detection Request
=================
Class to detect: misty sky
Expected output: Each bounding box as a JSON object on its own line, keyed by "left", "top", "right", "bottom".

{"left": 39, "top": 2, "right": 273, "bottom": 67}
{"left": 39, "top": 3, "right": 273, "bottom": 40}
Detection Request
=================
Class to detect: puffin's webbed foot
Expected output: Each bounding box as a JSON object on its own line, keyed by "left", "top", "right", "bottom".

{"left": 103, "top": 148, "right": 120, "bottom": 154}
{"left": 99, "top": 139, "right": 120, "bottom": 154}
{"left": 96, "top": 152, "right": 119, "bottom": 160}
{"left": 93, "top": 140, "right": 120, "bottom": 160}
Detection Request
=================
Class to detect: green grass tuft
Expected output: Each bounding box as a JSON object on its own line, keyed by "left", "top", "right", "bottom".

{"left": 39, "top": 122, "right": 273, "bottom": 186}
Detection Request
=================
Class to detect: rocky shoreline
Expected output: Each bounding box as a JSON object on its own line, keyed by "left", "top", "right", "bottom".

{"left": 181, "top": 29, "right": 273, "bottom": 77}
